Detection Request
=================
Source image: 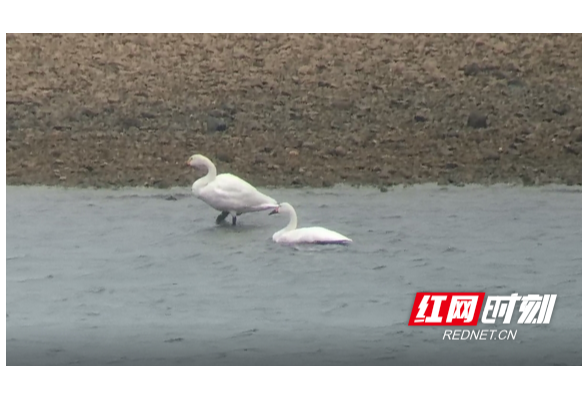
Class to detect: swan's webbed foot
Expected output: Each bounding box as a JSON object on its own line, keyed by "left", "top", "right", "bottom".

{"left": 216, "top": 211, "right": 230, "bottom": 224}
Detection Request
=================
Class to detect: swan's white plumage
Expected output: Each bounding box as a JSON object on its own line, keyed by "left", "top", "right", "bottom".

{"left": 187, "top": 154, "right": 278, "bottom": 217}
{"left": 196, "top": 173, "right": 277, "bottom": 213}
{"left": 273, "top": 226, "right": 352, "bottom": 244}
{"left": 271, "top": 202, "right": 352, "bottom": 245}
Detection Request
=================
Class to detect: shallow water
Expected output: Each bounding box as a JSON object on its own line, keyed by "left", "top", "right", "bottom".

{"left": 6, "top": 184, "right": 581, "bottom": 365}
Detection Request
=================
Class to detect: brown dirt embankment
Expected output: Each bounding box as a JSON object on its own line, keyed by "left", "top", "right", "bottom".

{"left": 6, "top": 34, "right": 582, "bottom": 188}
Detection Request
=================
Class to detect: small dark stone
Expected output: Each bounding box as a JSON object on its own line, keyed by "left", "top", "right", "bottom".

{"left": 467, "top": 112, "right": 488, "bottom": 129}
{"left": 563, "top": 144, "right": 579, "bottom": 155}
{"left": 206, "top": 116, "right": 227, "bottom": 133}
{"left": 482, "top": 151, "right": 500, "bottom": 161}
{"left": 120, "top": 117, "right": 141, "bottom": 129}
{"left": 140, "top": 112, "right": 156, "bottom": 119}
{"left": 81, "top": 108, "right": 99, "bottom": 118}
{"left": 165, "top": 195, "right": 177, "bottom": 201}
{"left": 552, "top": 105, "right": 570, "bottom": 116}
{"left": 438, "top": 147, "right": 453, "bottom": 157}
{"left": 507, "top": 78, "right": 525, "bottom": 87}
{"left": 445, "top": 162, "right": 459, "bottom": 169}
{"left": 390, "top": 99, "right": 409, "bottom": 108}
{"left": 438, "top": 131, "right": 460, "bottom": 139}
{"left": 216, "top": 152, "right": 233, "bottom": 163}
{"left": 521, "top": 174, "right": 534, "bottom": 186}
{"left": 463, "top": 63, "right": 480, "bottom": 76}
{"left": 414, "top": 115, "right": 427, "bottom": 122}
{"left": 288, "top": 111, "right": 302, "bottom": 120}
{"left": 379, "top": 186, "right": 388, "bottom": 193}
{"left": 491, "top": 70, "right": 508, "bottom": 80}
{"left": 221, "top": 103, "right": 237, "bottom": 115}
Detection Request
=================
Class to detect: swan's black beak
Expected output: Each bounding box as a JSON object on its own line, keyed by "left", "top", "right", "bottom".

{"left": 269, "top": 208, "right": 279, "bottom": 215}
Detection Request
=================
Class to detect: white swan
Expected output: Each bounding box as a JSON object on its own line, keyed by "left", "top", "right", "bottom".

{"left": 269, "top": 202, "right": 352, "bottom": 245}
{"left": 187, "top": 154, "right": 278, "bottom": 225}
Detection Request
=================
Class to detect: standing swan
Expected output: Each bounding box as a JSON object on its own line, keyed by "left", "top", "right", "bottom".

{"left": 269, "top": 202, "right": 352, "bottom": 244}
{"left": 187, "top": 154, "right": 278, "bottom": 226}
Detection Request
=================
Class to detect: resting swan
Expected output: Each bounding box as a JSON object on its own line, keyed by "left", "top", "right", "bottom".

{"left": 187, "top": 154, "right": 278, "bottom": 225}
{"left": 269, "top": 202, "right": 352, "bottom": 244}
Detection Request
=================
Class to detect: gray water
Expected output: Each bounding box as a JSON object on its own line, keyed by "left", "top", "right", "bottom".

{"left": 6, "top": 184, "right": 582, "bottom": 365}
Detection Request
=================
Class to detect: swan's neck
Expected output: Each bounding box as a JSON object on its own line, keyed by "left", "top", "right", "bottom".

{"left": 191, "top": 158, "right": 217, "bottom": 195}
{"left": 275, "top": 206, "right": 298, "bottom": 237}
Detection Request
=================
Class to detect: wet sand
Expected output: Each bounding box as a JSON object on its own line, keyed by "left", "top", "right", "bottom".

{"left": 6, "top": 34, "right": 582, "bottom": 188}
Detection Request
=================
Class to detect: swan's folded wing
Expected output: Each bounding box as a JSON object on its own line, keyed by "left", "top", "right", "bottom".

{"left": 285, "top": 227, "right": 352, "bottom": 244}
{"left": 202, "top": 174, "right": 278, "bottom": 211}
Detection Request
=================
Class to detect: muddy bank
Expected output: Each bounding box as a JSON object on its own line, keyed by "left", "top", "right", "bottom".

{"left": 6, "top": 34, "right": 582, "bottom": 188}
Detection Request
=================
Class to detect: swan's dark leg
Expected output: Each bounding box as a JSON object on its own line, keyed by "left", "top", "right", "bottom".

{"left": 216, "top": 211, "right": 229, "bottom": 224}
{"left": 230, "top": 212, "right": 242, "bottom": 226}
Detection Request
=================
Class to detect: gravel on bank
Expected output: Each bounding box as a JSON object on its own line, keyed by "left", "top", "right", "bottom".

{"left": 6, "top": 34, "right": 582, "bottom": 188}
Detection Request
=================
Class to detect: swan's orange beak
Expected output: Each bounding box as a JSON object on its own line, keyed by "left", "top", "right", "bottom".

{"left": 269, "top": 208, "right": 279, "bottom": 215}
{"left": 186, "top": 160, "right": 191, "bottom": 166}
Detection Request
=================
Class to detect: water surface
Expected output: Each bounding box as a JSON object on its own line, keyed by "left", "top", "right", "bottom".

{"left": 6, "top": 184, "right": 582, "bottom": 365}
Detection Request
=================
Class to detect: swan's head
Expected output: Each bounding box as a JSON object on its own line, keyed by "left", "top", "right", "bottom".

{"left": 269, "top": 207, "right": 279, "bottom": 215}
{"left": 269, "top": 202, "right": 294, "bottom": 215}
{"left": 186, "top": 154, "right": 210, "bottom": 169}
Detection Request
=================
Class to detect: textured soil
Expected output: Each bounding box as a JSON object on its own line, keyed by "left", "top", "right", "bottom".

{"left": 6, "top": 34, "right": 582, "bottom": 188}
